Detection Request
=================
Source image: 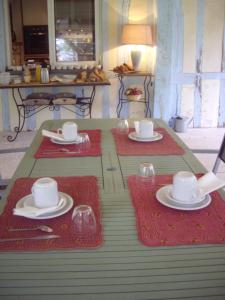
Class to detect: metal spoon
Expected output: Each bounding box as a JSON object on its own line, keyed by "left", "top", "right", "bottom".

{"left": 8, "top": 225, "right": 53, "bottom": 233}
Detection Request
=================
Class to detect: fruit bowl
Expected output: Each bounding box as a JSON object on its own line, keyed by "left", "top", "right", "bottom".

{"left": 125, "top": 87, "right": 142, "bottom": 101}
{"left": 126, "top": 94, "right": 142, "bottom": 101}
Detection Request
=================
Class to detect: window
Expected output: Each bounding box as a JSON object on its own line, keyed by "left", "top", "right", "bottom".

{"left": 48, "top": 0, "right": 100, "bottom": 66}
{"left": 5, "top": 0, "right": 100, "bottom": 66}
{"left": 54, "top": 0, "right": 95, "bottom": 62}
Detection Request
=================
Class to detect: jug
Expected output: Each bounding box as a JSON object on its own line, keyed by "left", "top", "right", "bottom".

{"left": 174, "top": 116, "right": 193, "bottom": 133}
{"left": 40, "top": 63, "right": 49, "bottom": 83}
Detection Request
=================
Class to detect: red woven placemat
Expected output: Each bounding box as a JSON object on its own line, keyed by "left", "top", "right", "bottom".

{"left": 0, "top": 176, "right": 103, "bottom": 251}
{"left": 35, "top": 129, "right": 101, "bottom": 158}
{"left": 128, "top": 174, "right": 225, "bottom": 246}
{"left": 111, "top": 128, "right": 185, "bottom": 155}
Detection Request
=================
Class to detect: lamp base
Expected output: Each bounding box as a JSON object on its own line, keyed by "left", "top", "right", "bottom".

{"left": 131, "top": 50, "right": 142, "bottom": 71}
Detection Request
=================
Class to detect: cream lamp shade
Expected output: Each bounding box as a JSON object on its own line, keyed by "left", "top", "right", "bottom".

{"left": 121, "top": 24, "right": 153, "bottom": 70}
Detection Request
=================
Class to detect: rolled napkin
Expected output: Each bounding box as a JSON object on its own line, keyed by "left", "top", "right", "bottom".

{"left": 198, "top": 171, "right": 225, "bottom": 198}
{"left": 13, "top": 198, "right": 65, "bottom": 217}
{"left": 42, "top": 129, "right": 65, "bottom": 141}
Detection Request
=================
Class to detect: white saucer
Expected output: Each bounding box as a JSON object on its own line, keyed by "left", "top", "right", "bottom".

{"left": 166, "top": 185, "right": 204, "bottom": 204}
{"left": 156, "top": 185, "right": 211, "bottom": 211}
{"left": 23, "top": 196, "right": 65, "bottom": 212}
{"left": 51, "top": 134, "right": 82, "bottom": 145}
{"left": 15, "top": 192, "right": 73, "bottom": 219}
{"left": 128, "top": 131, "right": 163, "bottom": 142}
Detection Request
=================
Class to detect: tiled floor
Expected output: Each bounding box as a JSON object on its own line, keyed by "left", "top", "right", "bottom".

{"left": 0, "top": 128, "right": 225, "bottom": 180}
{"left": 0, "top": 131, "right": 36, "bottom": 180}
{"left": 176, "top": 128, "right": 225, "bottom": 180}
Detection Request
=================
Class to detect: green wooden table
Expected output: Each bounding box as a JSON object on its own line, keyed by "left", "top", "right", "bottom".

{"left": 0, "top": 119, "right": 225, "bottom": 300}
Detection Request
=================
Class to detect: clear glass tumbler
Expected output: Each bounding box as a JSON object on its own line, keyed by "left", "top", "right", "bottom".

{"left": 117, "top": 118, "right": 129, "bottom": 134}
{"left": 137, "top": 162, "right": 155, "bottom": 185}
{"left": 71, "top": 205, "right": 97, "bottom": 236}
{"left": 78, "top": 133, "right": 91, "bottom": 152}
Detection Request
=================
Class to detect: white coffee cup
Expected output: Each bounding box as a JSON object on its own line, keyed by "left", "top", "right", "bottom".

{"left": 134, "top": 120, "right": 153, "bottom": 138}
{"left": 32, "top": 177, "right": 59, "bottom": 208}
{"left": 57, "top": 121, "right": 78, "bottom": 141}
{"left": 172, "top": 171, "right": 198, "bottom": 203}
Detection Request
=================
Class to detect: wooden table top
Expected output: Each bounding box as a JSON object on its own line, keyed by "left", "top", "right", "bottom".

{"left": 0, "top": 80, "right": 111, "bottom": 89}
{"left": 0, "top": 118, "right": 225, "bottom": 300}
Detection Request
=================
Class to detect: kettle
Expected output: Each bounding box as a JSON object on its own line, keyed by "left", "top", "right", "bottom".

{"left": 40, "top": 63, "right": 49, "bottom": 83}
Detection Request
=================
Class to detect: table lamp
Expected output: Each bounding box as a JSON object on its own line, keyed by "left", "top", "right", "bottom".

{"left": 121, "top": 24, "right": 153, "bottom": 70}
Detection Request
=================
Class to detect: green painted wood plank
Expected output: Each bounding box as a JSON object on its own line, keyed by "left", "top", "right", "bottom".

{"left": 1, "top": 266, "right": 225, "bottom": 286}
{"left": 1, "top": 243, "right": 224, "bottom": 259}
{"left": 1, "top": 293, "right": 225, "bottom": 300}
{"left": 0, "top": 282, "right": 225, "bottom": 296}
{"left": 1, "top": 267, "right": 225, "bottom": 282}
{"left": 1, "top": 257, "right": 225, "bottom": 272}
{"left": 1, "top": 251, "right": 225, "bottom": 267}
{"left": 1, "top": 275, "right": 225, "bottom": 289}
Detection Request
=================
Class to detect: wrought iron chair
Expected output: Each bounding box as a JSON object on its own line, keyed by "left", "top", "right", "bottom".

{"left": 212, "top": 134, "right": 225, "bottom": 173}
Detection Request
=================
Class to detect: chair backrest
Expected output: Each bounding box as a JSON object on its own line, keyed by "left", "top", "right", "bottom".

{"left": 213, "top": 134, "right": 225, "bottom": 173}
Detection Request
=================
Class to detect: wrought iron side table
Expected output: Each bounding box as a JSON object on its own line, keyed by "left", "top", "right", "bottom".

{"left": 0, "top": 80, "right": 110, "bottom": 142}
{"left": 115, "top": 72, "right": 154, "bottom": 118}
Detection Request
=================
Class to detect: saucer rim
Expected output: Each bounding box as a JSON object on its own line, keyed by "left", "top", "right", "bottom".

{"left": 156, "top": 185, "right": 211, "bottom": 211}
{"left": 51, "top": 134, "right": 82, "bottom": 145}
{"left": 15, "top": 192, "right": 73, "bottom": 219}
{"left": 129, "top": 131, "right": 163, "bottom": 142}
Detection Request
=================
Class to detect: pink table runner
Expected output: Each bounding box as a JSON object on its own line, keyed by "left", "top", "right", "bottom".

{"left": 0, "top": 176, "right": 103, "bottom": 251}
{"left": 111, "top": 128, "right": 185, "bottom": 156}
{"left": 128, "top": 174, "right": 225, "bottom": 246}
{"left": 35, "top": 129, "right": 101, "bottom": 158}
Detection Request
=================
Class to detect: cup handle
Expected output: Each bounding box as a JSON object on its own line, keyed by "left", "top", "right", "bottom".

{"left": 134, "top": 121, "right": 140, "bottom": 134}
{"left": 31, "top": 186, "right": 35, "bottom": 199}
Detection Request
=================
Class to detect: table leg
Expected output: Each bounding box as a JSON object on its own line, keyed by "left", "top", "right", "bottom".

{"left": 89, "top": 86, "right": 96, "bottom": 119}
{"left": 7, "top": 88, "right": 26, "bottom": 142}
{"left": 144, "top": 75, "right": 152, "bottom": 118}
{"left": 116, "top": 75, "right": 125, "bottom": 117}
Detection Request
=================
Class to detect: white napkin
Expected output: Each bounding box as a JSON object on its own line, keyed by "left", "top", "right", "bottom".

{"left": 198, "top": 171, "right": 225, "bottom": 198}
{"left": 42, "top": 129, "right": 65, "bottom": 141}
{"left": 13, "top": 198, "right": 64, "bottom": 217}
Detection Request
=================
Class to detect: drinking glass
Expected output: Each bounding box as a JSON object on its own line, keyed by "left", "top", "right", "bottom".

{"left": 71, "top": 205, "right": 97, "bottom": 236}
{"left": 117, "top": 118, "right": 129, "bottom": 134}
{"left": 78, "top": 133, "right": 91, "bottom": 152}
{"left": 137, "top": 162, "right": 155, "bottom": 185}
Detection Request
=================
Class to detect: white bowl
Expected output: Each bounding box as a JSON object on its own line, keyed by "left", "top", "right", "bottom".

{"left": 126, "top": 94, "right": 142, "bottom": 101}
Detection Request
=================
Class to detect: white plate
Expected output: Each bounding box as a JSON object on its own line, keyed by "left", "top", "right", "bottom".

{"left": 50, "top": 134, "right": 82, "bottom": 145}
{"left": 156, "top": 185, "right": 211, "bottom": 211}
{"left": 166, "top": 185, "right": 204, "bottom": 204}
{"left": 15, "top": 192, "right": 73, "bottom": 219}
{"left": 128, "top": 131, "right": 163, "bottom": 142}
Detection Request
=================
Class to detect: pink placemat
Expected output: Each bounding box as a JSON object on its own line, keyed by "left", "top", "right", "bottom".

{"left": 35, "top": 129, "right": 101, "bottom": 158}
{"left": 111, "top": 128, "right": 185, "bottom": 156}
{"left": 128, "top": 174, "right": 225, "bottom": 246}
{"left": 0, "top": 176, "right": 103, "bottom": 251}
